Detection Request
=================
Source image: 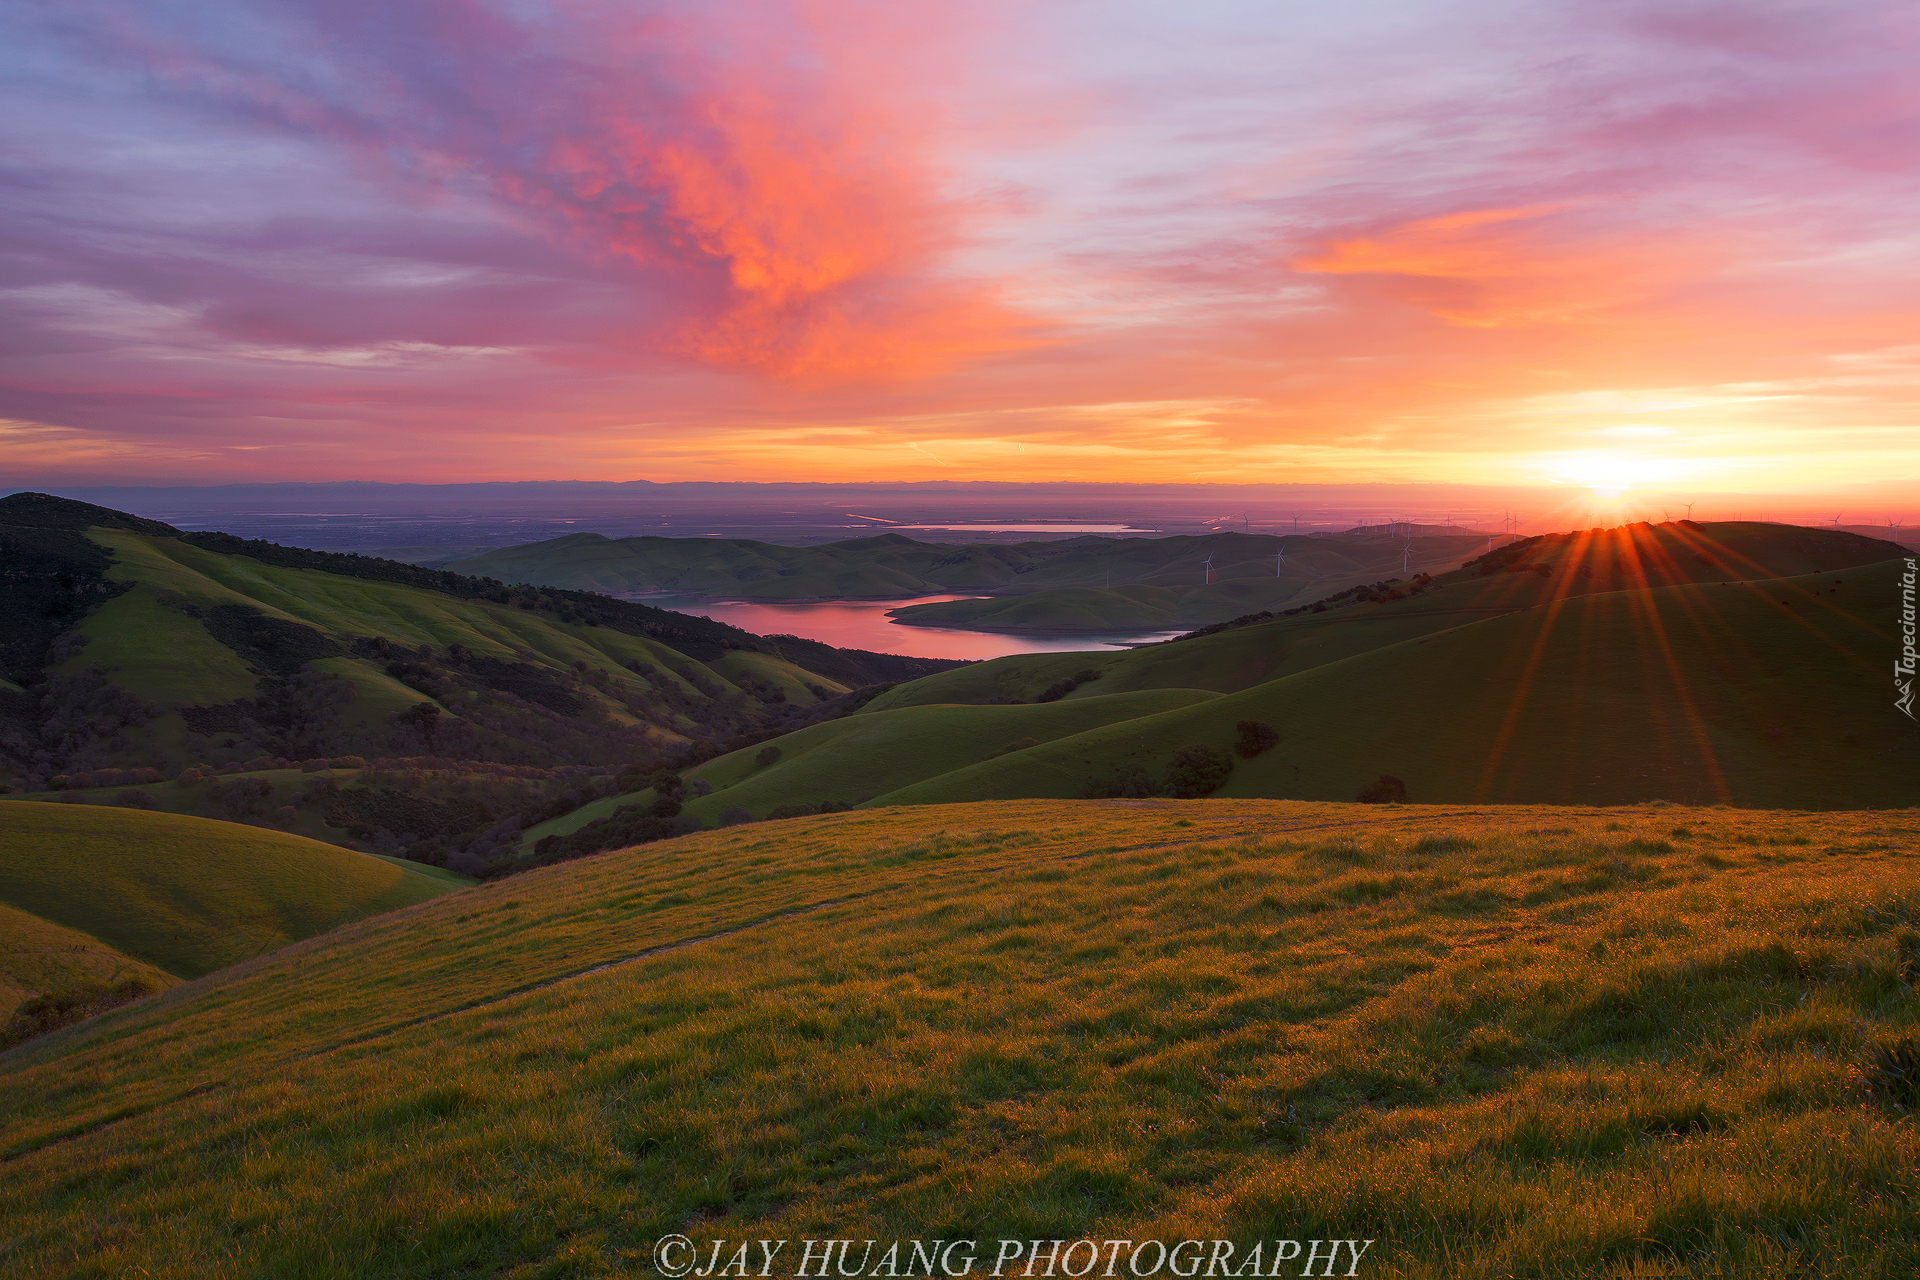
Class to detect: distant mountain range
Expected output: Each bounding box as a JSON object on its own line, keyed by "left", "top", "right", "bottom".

{"left": 422, "top": 527, "right": 1510, "bottom": 632}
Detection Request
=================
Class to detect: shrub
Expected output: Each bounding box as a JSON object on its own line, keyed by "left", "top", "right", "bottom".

{"left": 1084, "top": 766, "right": 1161, "bottom": 799}
{"left": 2, "top": 977, "right": 163, "bottom": 1048}
{"left": 1356, "top": 774, "right": 1408, "bottom": 804}
{"left": 755, "top": 746, "right": 782, "bottom": 768}
{"left": 767, "top": 804, "right": 816, "bottom": 820}
{"left": 1164, "top": 745, "right": 1233, "bottom": 798}
{"left": 114, "top": 788, "right": 159, "bottom": 810}
{"left": 721, "top": 807, "right": 754, "bottom": 826}
{"left": 271, "top": 805, "right": 300, "bottom": 828}
{"left": 1233, "top": 720, "right": 1280, "bottom": 758}
{"left": 445, "top": 849, "right": 488, "bottom": 878}
{"left": 649, "top": 794, "right": 682, "bottom": 820}
{"left": 1072, "top": 669, "right": 1103, "bottom": 683}
{"left": 1035, "top": 679, "right": 1077, "bottom": 703}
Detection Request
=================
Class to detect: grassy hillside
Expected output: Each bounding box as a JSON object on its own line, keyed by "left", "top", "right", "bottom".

{"left": 4, "top": 799, "right": 1920, "bottom": 1276}
{"left": 0, "top": 494, "right": 969, "bottom": 799}
{"left": 678, "top": 688, "right": 1222, "bottom": 821}
{"left": 872, "top": 561, "right": 1911, "bottom": 811}
{"left": 0, "top": 802, "right": 466, "bottom": 979}
{"left": 865, "top": 521, "right": 1911, "bottom": 708}
{"left": 0, "top": 902, "right": 177, "bottom": 1012}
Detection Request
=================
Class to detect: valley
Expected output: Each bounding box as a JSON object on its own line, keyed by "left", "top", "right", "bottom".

{"left": 1, "top": 494, "right": 1914, "bottom": 1277}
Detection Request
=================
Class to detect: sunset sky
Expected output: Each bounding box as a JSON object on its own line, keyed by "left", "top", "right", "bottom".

{"left": 4, "top": 0, "right": 1918, "bottom": 497}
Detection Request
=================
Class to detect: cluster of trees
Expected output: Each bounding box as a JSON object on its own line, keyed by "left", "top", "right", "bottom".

{"left": 1034, "top": 668, "right": 1104, "bottom": 703}
{"left": 1083, "top": 720, "right": 1282, "bottom": 800}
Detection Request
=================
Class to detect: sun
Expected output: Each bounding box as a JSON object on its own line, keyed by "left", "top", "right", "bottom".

{"left": 1539, "top": 452, "right": 1688, "bottom": 497}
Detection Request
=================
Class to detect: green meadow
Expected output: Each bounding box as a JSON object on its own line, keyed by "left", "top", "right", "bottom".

{"left": 4, "top": 799, "right": 1920, "bottom": 1277}
{"left": 0, "top": 803, "right": 464, "bottom": 983}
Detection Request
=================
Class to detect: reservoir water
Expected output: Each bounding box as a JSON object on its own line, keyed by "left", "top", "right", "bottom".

{"left": 646, "top": 595, "right": 1185, "bottom": 661}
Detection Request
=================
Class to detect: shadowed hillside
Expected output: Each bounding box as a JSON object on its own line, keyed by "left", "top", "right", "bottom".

{"left": 0, "top": 495, "right": 970, "bottom": 873}
{"left": 870, "top": 561, "right": 1910, "bottom": 810}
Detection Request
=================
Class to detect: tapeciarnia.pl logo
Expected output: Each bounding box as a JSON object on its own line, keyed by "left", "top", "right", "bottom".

{"left": 1899, "top": 558, "right": 1917, "bottom": 719}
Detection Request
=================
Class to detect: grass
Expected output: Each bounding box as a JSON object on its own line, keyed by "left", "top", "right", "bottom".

{"left": 70, "top": 531, "right": 787, "bottom": 733}
{"left": 682, "top": 689, "right": 1220, "bottom": 821}
{"left": 3, "top": 798, "right": 1920, "bottom": 1276}
{"left": 0, "top": 903, "right": 177, "bottom": 1011}
{"left": 0, "top": 802, "right": 467, "bottom": 980}
{"left": 864, "top": 560, "right": 1911, "bottom": 810}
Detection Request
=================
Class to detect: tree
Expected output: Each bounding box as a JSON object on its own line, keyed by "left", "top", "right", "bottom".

{"left": 755, "top": 745, "right": 781, "bottom": 767}
{"left": 1164, "top": 745, "right": 1233, "bottom": 798}
{"left": 1356, "top": 774, "right": 1407, "bottom": 804}
{"left": 396, "top": 702, "right": 442, "bottom": 748}
{"left": 1233, "top": 720, "right": 1280, "bottom": 758}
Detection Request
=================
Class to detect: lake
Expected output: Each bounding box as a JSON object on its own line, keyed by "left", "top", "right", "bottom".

{"left": 647, "top": 595, "right": 1184, "bottom": 661}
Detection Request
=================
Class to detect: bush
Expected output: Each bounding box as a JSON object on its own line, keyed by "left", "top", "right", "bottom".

{"left": 1356, "top": 774, "right": 1408, "bottom": 804}
{"left": 1233, "top": 720, "right": 1280, "bottom": 758}
{"left": 767, "top": 804, "right": 816, "bottom": 820}
{"left": 1164, "top": 746, "right": 1233, "bottom": 798}
{"left": 1035, "top": 679, "right": 1077, "bottom": 703}
{"left": 1072, "top": 669, "right": 1103, "bottom": 683}
{"left": 1084, "top": 766, "right": 1161, "bottom": 799}
{"left": 649, "top": 794, "right": 682, "bottom": 820}
{"left": 755, "top": 746, "right": 782, "bottom": 768}
{"left": 114, "top": 788, "right": 159, "bottom": 810}
{"left": 721, "top": 807, "right": 754, "bottom": 826}
{"left": 2, "top": 977, "right": 163, "bottom": 1048}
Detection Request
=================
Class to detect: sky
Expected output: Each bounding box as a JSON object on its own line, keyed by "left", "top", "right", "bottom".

{"left": 4, "top": 0, "right": 1919, "bottom": 500}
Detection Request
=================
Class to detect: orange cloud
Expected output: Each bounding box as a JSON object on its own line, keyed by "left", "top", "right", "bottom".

{"left": 1293, "top": 205, "right": 1721, "bottom": 328}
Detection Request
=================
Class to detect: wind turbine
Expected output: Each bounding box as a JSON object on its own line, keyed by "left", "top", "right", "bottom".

{"left": 1274, "top": 546, "right": 1288, "bottom": 575}
{"left": 1202, "top": 553, "right": 1215, "bottom": 584}
{"left": 1400, "top": 530, "right": 1414, "bottom": 574}
{"left": 1287, "top": 512, "right": 1304, "bottom": 534}
{"left": 1830, "top": 513, "right": 1844, "bottom": 529}
{"left": 1683, "top": 502, "right": 1694, "bottom": 519}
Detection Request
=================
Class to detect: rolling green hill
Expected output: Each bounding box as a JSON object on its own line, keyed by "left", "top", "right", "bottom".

{"left": 864, "top": 520, "right": 1912, "bottom": 711}
{"left": 865, "top": 560, "right": 1910, "bottom": 811}
{"left": 5, "top": 799, "right": 1920, "bottom": 1276}
{"left": 0, "top": 494, "right": 970, "bottom": 874}
{"left": 0, "top": 802, "right": 467, "bottom": 981}
{"left": 677, "top": 687, "right": 1222, "bottom": 822}
{"left": 0, "top": 902, "right": 177, "bottom": 1015}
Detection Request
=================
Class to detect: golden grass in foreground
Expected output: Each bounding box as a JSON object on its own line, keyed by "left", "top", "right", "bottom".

{"left": 3, "top": 799, "right": 1920, "bottom": 1278}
